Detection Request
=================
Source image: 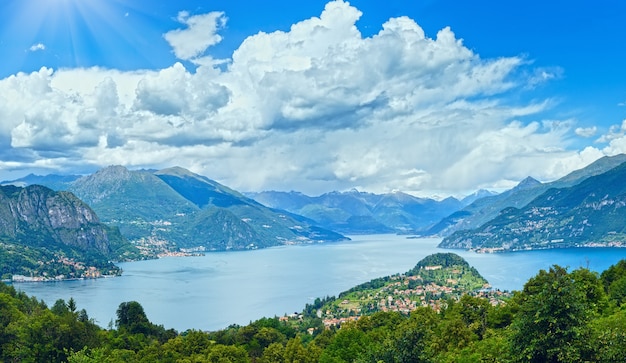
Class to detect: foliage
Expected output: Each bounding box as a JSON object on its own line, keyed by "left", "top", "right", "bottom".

{"left": 319, "top": 253, "right": 493, "bottom": 325}
{"left": 3, "top": 257, "right": 626, "bottom": 362}
{"left": 0, "top": 184, "right": 139, "bottom": 279}
{"left": 509, "top": 265, "right": 594, "bottom": 362}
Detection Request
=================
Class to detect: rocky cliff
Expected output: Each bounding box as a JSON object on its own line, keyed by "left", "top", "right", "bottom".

{"left": 0, "top": 184, "right": 138, "bottom": 279}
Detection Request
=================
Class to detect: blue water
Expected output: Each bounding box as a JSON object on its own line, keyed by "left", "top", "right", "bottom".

{"left": 13, "top": 235, "right": 626, "bottom": 331}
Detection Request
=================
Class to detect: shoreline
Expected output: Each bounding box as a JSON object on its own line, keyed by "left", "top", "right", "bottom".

{"left": 5, "top": 274, "right": 119, "bottom": 284}
{"left": 467, "top": 242, "right": 626, "bottom": 254}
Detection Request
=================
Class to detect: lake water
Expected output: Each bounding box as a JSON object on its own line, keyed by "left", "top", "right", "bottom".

{"left": 13, "top": 234, "right": 626, "bottom": 332}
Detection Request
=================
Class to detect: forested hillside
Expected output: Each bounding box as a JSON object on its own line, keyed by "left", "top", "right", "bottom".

{"left": 5, "top": 166, "right": 348, "bottom": 255}
{"left": 0, "top": 184, "right": 139, "bottom": 280}
{"left": 2, "top": 255, "right": 626, "bottom": 362}
{"left": 441, "top": 160, "right": 626, "bottom": 251}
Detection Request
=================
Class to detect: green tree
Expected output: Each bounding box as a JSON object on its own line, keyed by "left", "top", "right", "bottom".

{"left": 51, "top": 298, "right": 70, "bottom": 316}
{"left": 255, "top": 327, "right": 286, "bottom": 346}
{"left": 259, "top": 342, "right": 285, "bottom": 363}
{"left": 387, "top": 307, "right": 439, "bottom": 363}
{"left": 319, "top": 323, "right": 371, "bottom": 362}
{"left": 283, "top": 336, "right": 320, "bottom": 363}
{"left": 116, "top": 301, "right": 151, "bottom": 335}
{"left": 66, "top": 347, "right": 109, "bottom": 363}
{"left": 207, "top": 344, "right": 250, "bottom": 363}
{"left": 0, "top": 293, "right": 25, "bottom": 361}
{"left": 509, "top": 265, "right": 592, "bottom": 362}
{"left": 450, "top": 295, "right": 491, "bottom": 339}
{"left": 591, "top": 306, "right": 626, "bottom": 362}
{"left": 600, "top": 259, "right": 626, "bottom": 305}
{"left": 18, "top": 309, "right": 67, "bottom": 362}
{"left": 161, "top": 330, "right": 212, "bottom": 357}
{"left": 571, "top": 268, "right": 608, "bottom": 314}
{"left": 68, "top": 297, "right": 77, "bottom": 313}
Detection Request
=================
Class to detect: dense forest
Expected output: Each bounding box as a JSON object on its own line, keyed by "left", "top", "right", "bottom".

{"left": 3, "top": 259, "right": 626, "bottom": 362}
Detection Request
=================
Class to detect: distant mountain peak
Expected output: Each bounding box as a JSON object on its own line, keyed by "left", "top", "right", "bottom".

{"left": 514, "top": 176, "right": 541, "bottom": 190}
{"left": 469, "top": 189, "right": 496, "bottom": 197}
{"left": 155, "top": 166, "right": 196, "bottom": 178}
{"left": 93, "top": 165, "right": 132, "bottom": 180}
{"left": 460, "top": 189, "right": 498, "bottom": 207}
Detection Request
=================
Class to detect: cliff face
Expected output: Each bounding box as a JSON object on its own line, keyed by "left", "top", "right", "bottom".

{"left": 0, "top": 184, "right": 113, "bottom": 256}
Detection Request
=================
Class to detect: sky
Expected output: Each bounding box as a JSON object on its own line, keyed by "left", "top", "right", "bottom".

{"left": 0, "top": 0, "right": 625, "bottom": 198}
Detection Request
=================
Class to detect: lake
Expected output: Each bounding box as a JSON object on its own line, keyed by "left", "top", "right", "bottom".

{"left": 13, "top": 234, "right": 626, "bottom": 332}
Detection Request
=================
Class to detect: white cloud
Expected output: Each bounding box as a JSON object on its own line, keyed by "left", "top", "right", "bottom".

{"left": 597, "top": 119, "right": 626, "bottom": 143}
{"left": 29, "top": 43, "right": 45, "bottom": 52}
{"left": 133, "top": 62, "right": 229, "bottom": 119}
{"left": 591, "top": 119, "right": 626, "bottom": 157}
{"left": 574, "top": 126, "right": 597, "bottom": 138}
{"left": 526, "top": 66, "right": 563, "bottom": 88}
{"left": 0, "top": 0, "right": 610, "bottom": 196}
{"left": 164, "top": 11, "right": 226, "bottom": 60}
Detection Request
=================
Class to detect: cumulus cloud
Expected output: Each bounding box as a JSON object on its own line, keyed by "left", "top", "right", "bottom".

{"left": 590, "top": 119, "right": 626, "bottom": 157}
{"left": 164, "top": 11, "right": 226, "bottom": 61}
{"left": 133, "top": 62, "right": 229, "bottom": 118}
{"left": 597, "top": 120, "right": 626, "bottom": 143}
{"left": 226, "top": 1, "right": 521, "bottom": 134}
{"left": 0, "top": 0, "right": 609, "bottom": 196}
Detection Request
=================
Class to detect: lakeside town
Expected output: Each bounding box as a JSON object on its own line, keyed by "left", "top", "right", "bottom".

{"left": 279, "top": 260, "right": 512, "bottom": 330}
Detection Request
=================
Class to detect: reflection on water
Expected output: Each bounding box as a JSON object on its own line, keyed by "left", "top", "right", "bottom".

{"left": 13, "top": 235, "right": 626, "bottom": 331}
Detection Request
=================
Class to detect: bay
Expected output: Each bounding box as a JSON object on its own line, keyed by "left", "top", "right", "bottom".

{"left": 13, "top": 234, "right": 626, "bottom": 332}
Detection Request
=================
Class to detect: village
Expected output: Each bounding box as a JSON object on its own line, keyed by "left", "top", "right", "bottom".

{"left": 279, "top": 263, "right": 512, "bottom": 329}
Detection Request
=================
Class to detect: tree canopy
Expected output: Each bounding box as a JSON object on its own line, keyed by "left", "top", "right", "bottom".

{"left": 2, "top": 258, "right": 626, "bottom": 362}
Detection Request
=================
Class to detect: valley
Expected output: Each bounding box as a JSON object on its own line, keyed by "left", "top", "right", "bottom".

{"left": 4, "top": 154, "right": 626, "bottom": 282}
{"left": 6, "top": 237, "right": 626, "bottom": 362}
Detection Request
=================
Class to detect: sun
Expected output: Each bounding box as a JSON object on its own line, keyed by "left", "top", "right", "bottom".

{"left": 2, "top": 0, "right": 153, "bottom": 73}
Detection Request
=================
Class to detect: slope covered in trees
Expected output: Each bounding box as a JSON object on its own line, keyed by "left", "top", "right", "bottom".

{"left": 2, "top": 255, "right": 626, "bottom": 362}
{"left": 441, "top": 160, "right": 626, "bottom": 251}
{"left": 0, "top": 184, "right": 139, "bottom": 280}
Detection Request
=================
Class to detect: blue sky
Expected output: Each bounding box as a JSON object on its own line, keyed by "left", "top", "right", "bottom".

{"left": 0, "top": 0, "right": 625, "bottom": 197}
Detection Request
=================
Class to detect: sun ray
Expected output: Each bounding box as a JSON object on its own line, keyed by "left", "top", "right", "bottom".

{"left": 69, "top": 0, "right": 168, "bottom": 70}
{"left": 1, "top": 0, "right": 170, "bottom": 74}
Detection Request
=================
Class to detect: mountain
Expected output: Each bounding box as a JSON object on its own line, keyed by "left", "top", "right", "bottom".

{"left": 440, "top": 160, "right": 626, "bottom": 251}
{"left": 425, "top": 176, "right": 544, "bottom": 236}
{"left": 427, "top": 154, "right": 626, "bottom": 236}
{"left": 1, "top": 173, "right": 80, "bottom": 191}
{"left": 67, "top": 166, "right": 198, "bottom": 245}
{"left": 0, "top": 184, "right": 138, "bottom": 279}
{"left": 460, "top": 189, "right": 499, "bottom": 206}
{"left": 154, "top": 167, "right": 347, "bottom": 249}
{"left": 247, "top": 189, "right": 463, "bottom": 234}
{"left": 9, "top": 166, "right": 347, "bottom": 252}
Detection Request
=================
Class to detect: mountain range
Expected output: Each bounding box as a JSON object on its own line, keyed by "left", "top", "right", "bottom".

{"left": 4, "top": 153, "right": 626, "bottom": 271}
{"left": 440, "top": 157, "right": 626, "bottom": 251}
{"left": 246, "top": 189, "right": 468, "bottom": 234}
{"left": 425, "top": 154, "right": 626, "bottom": 237}
{"left": 4, "top": 166, "right": 347, "bottom": 255}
